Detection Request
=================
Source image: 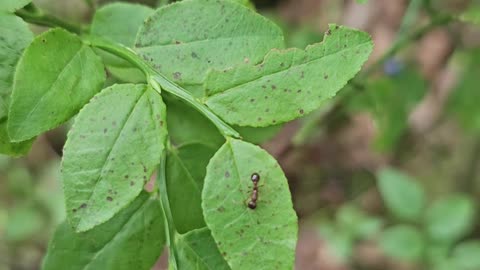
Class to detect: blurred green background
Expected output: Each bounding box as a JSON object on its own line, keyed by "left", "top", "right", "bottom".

{"left": 2, "top": 0, "right": 480, "bottom": 269}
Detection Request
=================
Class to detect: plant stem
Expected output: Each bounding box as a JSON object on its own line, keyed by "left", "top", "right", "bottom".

{"left": 15, "top": 4, "right": 85, "bottom": 34}
{"left": 156, "top": 149, "right": 179, "bottom": 270}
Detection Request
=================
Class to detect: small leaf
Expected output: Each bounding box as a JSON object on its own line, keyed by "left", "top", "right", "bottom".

{"left": 0, "top": 120, "right": 33, "bottom": 156}
{"left": 176, "top": 227, "right": 231, "bottom": 270}
{"left": 459, "top": 6, "right": 480, "bottom": 25}
{"left": 62, "top": 84, "right": 167, "bottom": 232}
{"left": 452, "top": 241, "right": 480, "bottom": 269}
{"left": 377, "top": 168, "right": 425, "bottom": 221}
{"left": 204, "top": 24, "right": 373, "bottom": 127}
{"left": 425, "top": 194, "right": 475, "bottom": 243}
{"left": 91, "top": 2, "right": 154, "bottom": 68}
{"left": 0, "top": 0, "right": 31, "bottom": 12}
{"left": 167, "top": 143, "right": 217, "bottom": 233}
{"left": 202, "top": 138, "right": 297, "bottom": 270}
{"left": 0, "top": 13, "right": 33, "bottom": 120}
{"left": 135, "top": 0, "right": 284, "bottom": 94}
{"left": 379, "top": 225, "right": 425, "bottom": 262}
{"left": 8, "top": 28, "right": 105, "bottom": 141}
{"left": 42, "top": 192, "right": 166, "bottom": 270}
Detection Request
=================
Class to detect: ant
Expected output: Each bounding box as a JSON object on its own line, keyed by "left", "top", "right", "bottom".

{"left": 247, "top": 173, "right": 260, "bottom": 209}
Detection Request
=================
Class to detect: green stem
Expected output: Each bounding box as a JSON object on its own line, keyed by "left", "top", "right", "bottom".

{"left": 157, "top": 149, "right": 179, "bottom": 270}
{"left": 15, "top": 5, "right": 85, "bottom": 34}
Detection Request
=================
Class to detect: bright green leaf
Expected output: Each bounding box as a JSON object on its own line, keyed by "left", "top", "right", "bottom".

{"left": 0, "top": 119, "right": 34, "bottom": 156}
{"left": 8, "top": 28, "right": 105, "bottom": 142}
{"left": 202, "top": 138, "right": 297, "bottom": 270}
{"left": 91, "top": 3, "right": 154, "bottom": 68}
{"left": 62, "top": 84, "right": 167, "bottom": 232}
{"left": 459, "top": 6, "right": 480, "bottom": 25}
{"left": 425, "top": 194, "right": 475, "bottom": 243}
{"left": 167, "top": 143, "right": 217, "bottom": 233}
{"left": 42, "top": 192, "right": 166, "bottom": 270}
{"left": 0, "top": 14, "right": 33, "bottom": 121}
{"left": 379, "top": 225, "right": 425, "bottom": 262}
{"left": 0, "top": 0, "right": 31, "bottom": 12}
{"left": 377, "top": 168, "right": 425, "bottom": 221}
{"left": 204, "top": 24, "right": 373, "bottom": 127}
{"left": 176, "top": 227, "right": 231, "bottom": 270}
{"left": 135, "top": 0, "right": 284, "bottom": 96}
{"left": 452, "top": 241, "right": 480, "bottom": 269}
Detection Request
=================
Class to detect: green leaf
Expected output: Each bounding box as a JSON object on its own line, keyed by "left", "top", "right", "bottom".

{"left": 8, "top": 28, "right": 105, "bottom": 142}
{"left": 42, "top": 192, "right": 166, "bottom": 270}
{"left": 348, "top": 70, "right": 426, "bottom": 151}
{"left": 5, "top": 203, "right": 45, "bottom": 242}
{"left": 425, "top": 194, "right": 475, "bottom": 243}
{"left": 176, "top": 227, "right": 231, "bottom": 270}
{"left": 167, "top": 143, "right": 217, "bottom": 233}
{"left": 91, "top": 3, "right": 154, "bottom": 68}
{"left": 202, "top": 138, "right": 297, "bottom": 270}
{"left": 62, "top": 84, "right": 167, "bottom": 232}
{"left": 459, "top": 6, "right": 480, "bottom": 25}
{"left": 135, "top": 0, "right": 284, "bottom": 95}
{"left": 379, "top": 225, "right": 425, "bottom": 262}
{"left": 377, "top": 168, "right": 425, "bottom": 221}
{"left": 0, "top": 14, "right": 33, "bottom": 121}
{"left": 0, "top": 119, "right": 33, "bottom": 156}
{"left": 166, "top": 96, "right": 224, "bottom": 148}
{"left": 204, "top": 24, "right": 372, "bottom": 127}
{"left": 452, "top": 241, "right": 480, "bottom": 269}
{"left": 235, "top": 125, "right": 282, "bottom": 144}
{"left": 336, "top": 205, "right": 382, "bottom": 239}
{"left": 0, "top": 0, "right": 31, "bottom": 12}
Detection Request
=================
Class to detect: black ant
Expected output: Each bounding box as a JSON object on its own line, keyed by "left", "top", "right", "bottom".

{"left": 247, "top": 173, "right": 260, "bottom": 209}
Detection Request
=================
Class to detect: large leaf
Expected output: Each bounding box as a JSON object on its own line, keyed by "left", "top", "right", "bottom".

{"left": 202, "top": 138, "right": 297, "bottom": 270}
{"left": 377, "top": 168, "right": 425, "bottom": 221}
{"left": 425, "top": 194, "right": 475, "bottom": 243}
{"left": 0, "top": 14, "right": 33, "bottom": 121}
{"left": 91, "top": 3, "right": 154, "bottom": 68}
{"left": 8, "top": 28, "right": 105, "bottom": 141}
{"left": 176, "top": 228, "right": 231, "bottom": 270}
{"left": 167, "top": 143, "right": 217, "bottom": 233}
{"left": 135, "top": 0, "right": 284, "bottom": 96}
{"left": 0, "top": 0, "right": 31, "bottom": 12}
{"left": 42, "top": 192, "right": 166, "bottom": 270}
{"left": 62, "top": 84, "right": 167, "bottom": 232}
{"left": 204, "top": 24, "right": 373, "bottom": 127}
{"left": 379, "top": 225, "right": 425, "bottom": 262}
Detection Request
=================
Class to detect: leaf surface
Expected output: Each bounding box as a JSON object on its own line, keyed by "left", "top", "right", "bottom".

{"left": 0, "top": 14, "right": 33, "bottom": 120}
{"left": 135, "top": 0, "right": 284, "bottom": 95}
{"left": 0, "top": 0, "right": 31, "bottom": 12}
{"left": 176, "top": 228, "right": 231, "bottom": 270}
{"left": 204, "top": 24, "right": 372, "bottom": 127}
{"left": 42, "top": 192, "right": 165, "bottom": 270}
{"left": 202, "top": 138, "right": 297, "bottom": 270}
{"left": 8, "top": 28, "right": 105, "bottom": 141}
{"left": 62, "top": 84, "right": 167, "bottom": 232}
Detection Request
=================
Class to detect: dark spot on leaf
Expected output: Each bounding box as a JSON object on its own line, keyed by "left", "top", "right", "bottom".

{"left": 324, "top": 74, "right": 329, "bottom": 79}
{"left": 106, "top": 196, "right": 113, "bottom": 202}
{"left": 222, "top": 252, "right": 227, "bottom": 257}
{"left": 271, "top": 85, "right": 277, "bottom": 90}
{"left": 250, "top": 98, "right": 255, "bottom": 102}
{"left": 326, "top": 29, "right": 331, "bottom": 35}
{"left": 335, "top": 25, "right": 339, "bottom": 29}
{"left": 130, "top": 181, "right": 135, "bottom": 186}
{"left": 80, "top": 203, "right": 87, "bottom": 209}
{"left": 173, "top": 72, "right": 182, "bottom": 80}
{"left": 217, "top": 206, "right": 225, "bottom": 212}
{"left": 257, "top": 117, "right": 262, "bottom": 121}
{"left": 72, "top": 209, "right": 77, "bottom": 213}
{"left": 265, "top": 108, "right": 270, "bottom": 113}
{"left": 225, "top": 171, "right": 230, "bottom": 178}
{"left": 103, "top": 128, "right": 108, "bottom": 133}
{"left": 262, "top": 85, "right": 266, "bottom": 89}
{"left": 280, "top": 62, "right": 285, "bottom": 67}
{"left": 112, "top": 121, "right": 117, "bottom": 126}
{"left": 297, "top": 89, "right": 302, "bottom": 93}
{"left": 299, "top": 109, "right": 304, "bottom": 114}
{"left": 191, "top": 52, "right": 198, "bottom": 58}
{"left": 124, "top": 175, "right": 129, "bottom": 179}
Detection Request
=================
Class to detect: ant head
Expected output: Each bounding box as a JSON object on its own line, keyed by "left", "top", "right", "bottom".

{"left": 251, "top": 173, "right": 260, "bottom": 183}
{"left": 248, "top": 201, "right": 257, "bottom": 209}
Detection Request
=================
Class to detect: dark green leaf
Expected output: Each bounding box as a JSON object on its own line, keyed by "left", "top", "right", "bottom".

{"left": 377, "top": 168, "right": 425, "bottom": 221}
{"left": 0, "top": 0, "right": 31, "bottom": 12}
{"left": 8, "top": 28, "right": 105, "bottom": 141}
{"left": 0, "top": 119, "right": 33, "bottom": 156}
{"left": 0, "top": 14, "right": 33, "bottom": 121}
{"left": 235, "top": 125, "right": 282, "bottom": 144}
{"left": 42, "top": 192, "right": 166, "bottom": 270}
{"left": 135, "top": 0, "right": 284, "bottom": 95}
{"left": 62, "top": 84, "right": 167, "bottom": 232}
{"left": 379, "top": 225, "right": 425, "bottom": 262}
{"left": 425, "top": 194, "right": 475, "bottom": 243}
{"left": 202, "top": 138, "right": 297, "bottom": 270}
{"left": 176, "top": 227, "right": 231, "bottom": 270}
{"left": 167, "top": 143, "right": 217, "bottom": 233}
{"left": 204, "top": 24, "right": 372, "bottom": 127}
